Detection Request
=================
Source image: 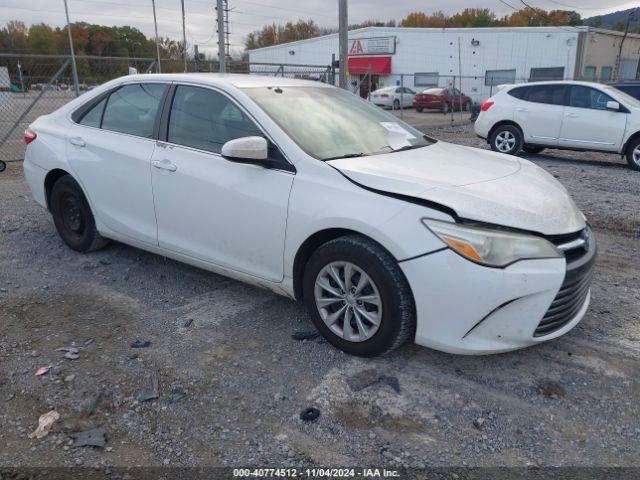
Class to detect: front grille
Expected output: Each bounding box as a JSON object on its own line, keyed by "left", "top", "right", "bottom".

{"left": 534, "top": 227, "right": 596, "bottom": 337}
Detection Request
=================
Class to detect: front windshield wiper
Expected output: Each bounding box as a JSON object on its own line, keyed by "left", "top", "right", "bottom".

{"left": 392, "top": 144, "right": 425, "bottom": 152}
{"left": 321, "top": 152, "right": 368, "bottom": 161}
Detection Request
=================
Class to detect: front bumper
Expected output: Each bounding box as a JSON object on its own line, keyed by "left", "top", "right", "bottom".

{"left": 400, "top": 232, "right": 596, "bottom": 355}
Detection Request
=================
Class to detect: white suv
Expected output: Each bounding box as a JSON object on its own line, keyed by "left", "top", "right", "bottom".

{"left": 475, "top": 80, "right": 640, "bottom": 170}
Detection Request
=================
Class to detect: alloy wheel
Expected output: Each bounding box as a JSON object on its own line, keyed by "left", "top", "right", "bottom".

{"left": 314, "top": 261, "right": 382, "bottom": 342}
{"left": 633, "top": 145, "right": 640, "bottom": 167}
{"left": 495, "top": 131, "right": 516, "bottom": 153}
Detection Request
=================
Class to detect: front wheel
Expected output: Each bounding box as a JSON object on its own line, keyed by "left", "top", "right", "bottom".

{"left": 490, "top": 125, "right": 523, "bottom": 155}
{"left": 442, "top": 103, "right": 450, "bottom": 114}
{"left": 416, "top": 107, "right": 423, "bottom": 113}
{"left": 626, "top": 137, "right": 640, "bottom": 171}
{"left": 50, "top": 175, "right": 108, "bottom": 252}
{"left": 302, "top": 235, "right": 416, "bottom": 357}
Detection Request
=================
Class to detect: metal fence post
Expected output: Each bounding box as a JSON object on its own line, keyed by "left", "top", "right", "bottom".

{"left": 400, "top": 74, "right": 404, "bottom": 120}
{"left": 63, "top": 0, "right": 80, "bottom": 96}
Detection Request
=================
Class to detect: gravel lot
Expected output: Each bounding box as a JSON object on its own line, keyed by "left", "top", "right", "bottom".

{"left": 1, "top": 120, "right": 639, "bottom": 471}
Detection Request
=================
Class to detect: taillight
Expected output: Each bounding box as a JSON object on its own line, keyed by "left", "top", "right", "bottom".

{"left": 24, "top": 129, "right": 37, "bottom": 144}
{"left": 380, "top": 93, "right": 389, "bottom": 97}
{"left": 480, "top": 101, "right": 494, "bottom": 112}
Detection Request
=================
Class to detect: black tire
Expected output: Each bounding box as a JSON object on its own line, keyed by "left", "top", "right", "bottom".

{"left": 302, "top": 235, "right": 416, "bottom": 357}
{"left": 442, "top": 103, "right": 450, "bottom": 114}
{"left": 625, "top": 137, "right": 640, "bottom": 171}
{"left": 416, "top": 107, "right": 423, "bottom": 113}
{"left": 489, "top": 124, "right": 523, "bottom": 155}
{"left": 393, "top": 99, "right": 400, "bottom": 110}
{"left": 50, "top": 175, "right": 108, "bottom": 252}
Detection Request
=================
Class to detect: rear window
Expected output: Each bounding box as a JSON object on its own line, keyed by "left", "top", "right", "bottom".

{"left": 422, "top": 88, "right": 444, "bottom": 95}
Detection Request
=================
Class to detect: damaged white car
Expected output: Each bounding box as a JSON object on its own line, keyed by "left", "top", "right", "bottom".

{"left": 23, "top": 74, "right": 596, "bottom": 356}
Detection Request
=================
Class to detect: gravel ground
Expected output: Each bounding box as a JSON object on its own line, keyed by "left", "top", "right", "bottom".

{"left": 1, "top": 122, "right": 639, "bottom": 471}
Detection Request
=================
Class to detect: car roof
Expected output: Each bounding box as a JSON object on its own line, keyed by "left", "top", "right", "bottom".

{"left": 504, "top": 80, "right": 611, "bottom": 89}
{"left": 121, "top": 72, "right": 333, "bottom": 89}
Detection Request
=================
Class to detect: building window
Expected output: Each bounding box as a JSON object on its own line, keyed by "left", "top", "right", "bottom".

{"left": 600, "top": 67, "right": 613, "bottom": 82}
{"left": 529, "top": 67, "right": 565, "bottom": 81}
{"left": 583, "top": 66, "right": 596, "bottom": 81}
{"left": 414, "top": 72, "right": 439, "bottom": 87}
{"left": 485, "top": 69, "right": 516, "bottom": 86}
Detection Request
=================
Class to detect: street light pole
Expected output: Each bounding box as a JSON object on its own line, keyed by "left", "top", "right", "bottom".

{"left": 151, "top": 0, "right": 161, "bottom": 72}
{"left": 62, "top": 0, "right": 79, "bottom": 96}
{"left": 338, "top": 0, "right": 348, "bottom": 89}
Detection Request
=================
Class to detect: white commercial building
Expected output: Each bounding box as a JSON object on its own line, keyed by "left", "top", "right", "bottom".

{"left": 249, "top": 26, "right": 640, "bottom": 102}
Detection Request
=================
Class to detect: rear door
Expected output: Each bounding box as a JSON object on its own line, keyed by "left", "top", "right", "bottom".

{"left": 513, "top": 84, "right": 566, "bottom": 146}
{"left": 67, "top": 82, "right": 168, "bottom": 245}
{"left": 558, "top": 85, "right": 626, "bottom": 151}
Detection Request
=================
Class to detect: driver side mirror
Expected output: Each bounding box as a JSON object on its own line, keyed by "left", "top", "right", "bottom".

{"left": 221, "top": 136, "right": 268, "bottom": 162}
{"left": 606, "top": 100, "right": 621, "bottom": 111}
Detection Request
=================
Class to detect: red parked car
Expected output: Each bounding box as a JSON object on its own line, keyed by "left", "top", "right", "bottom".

{"left": 413, "top": 87, "right": 472, "bottom": 113}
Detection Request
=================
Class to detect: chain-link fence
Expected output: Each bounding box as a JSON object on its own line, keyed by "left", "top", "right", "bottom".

{"left": 0, "top": 54, "right": 334, "bottom": 162}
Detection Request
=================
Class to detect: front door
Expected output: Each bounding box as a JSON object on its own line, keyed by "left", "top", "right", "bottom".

{"left": 514, "top": 84, "right": 566, "bottom": 146}
{"left": 558, "top": 85, "right": 627, "bottom": 151}
{"left": 67, "top": 82, "right": 168, "bottom": 245}
{"left": 150, "top": 84, "right": 294, "bottom": 281}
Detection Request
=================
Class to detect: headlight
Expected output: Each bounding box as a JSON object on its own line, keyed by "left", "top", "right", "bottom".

{"left": 422, "top": 218, "right": 562, "bottom": 267}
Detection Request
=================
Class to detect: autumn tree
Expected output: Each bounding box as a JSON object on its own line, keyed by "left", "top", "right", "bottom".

{"left": 400, "top": 11, "right": 447, "bottom": 28}
{"left": 449, "top": 9, "right": 498, "bottom": 27}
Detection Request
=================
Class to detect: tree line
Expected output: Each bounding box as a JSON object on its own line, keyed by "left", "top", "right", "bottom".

{"left": 245, "top": 8, "right": 632, "bottom": 50}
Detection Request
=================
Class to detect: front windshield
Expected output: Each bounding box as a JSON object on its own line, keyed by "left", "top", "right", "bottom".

{"left": 243, "top": 86, "right": 434, "bottom": 160}
{"left": 605, "top": 85, "right": 640, "bottom": 108}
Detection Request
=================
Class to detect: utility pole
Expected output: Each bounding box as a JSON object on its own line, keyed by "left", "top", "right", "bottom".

{"left": 151, "top": 0, "right": 161, "bottom": 72}
{"left": 217, "top": 0, "right": 227, "bottom": 72}
{"left": 62, "top": 0, "right": 79, "bottom": 96}
{"left": 614, "top": 8, "right": 636, "bottom": 81}
{"left": 338, "top": 0, "right": 348, "bottom": 89}
{"left": 180, "top": 0, "right": 188, "bottom": 72}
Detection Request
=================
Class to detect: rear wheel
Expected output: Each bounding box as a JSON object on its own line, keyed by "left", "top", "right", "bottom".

{"left": 393, "top": 99, "right": 400, "bottom": 110}
{"left": 50, "top": 175, "right": 108, "bottom": 252}
{"left": 416, "top": 107, "right": 423, "bottom": 113}
{"left": 523, "top": 145, "right": 546, "bottom": 154}
{"left": 490, "top": 125, "right": 523, "bottom": 155}
{"left": 302, "top": 235, "right": 415, "bottom": 357}
{"left": 626, "top": 137, "right": 640, "bottom": 171}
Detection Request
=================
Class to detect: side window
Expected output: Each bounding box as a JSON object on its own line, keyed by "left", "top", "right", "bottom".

{"left": 508, "top": 86, "right": 529, "bottom": 100}
{"left": 168, "top": 85, "right": 262, "bottom": 154}
{"left": 101, "top": 83, "right": 167, "bottom": 138}
{"left": 395, "top": 88, "right": 402, "bottom": 94}
{"left": 569, "top": 86, "right": 614, "bottom": 110}
{"left": 79, "top": 97, "right": 107, "bottom": 128}
{"left": 525, "top": 84, "right": 565, "bottom": 105}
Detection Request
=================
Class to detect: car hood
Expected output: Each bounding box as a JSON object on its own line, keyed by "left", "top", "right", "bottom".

{"left": 328, "top": 141, "right": 585, "bottom": 235}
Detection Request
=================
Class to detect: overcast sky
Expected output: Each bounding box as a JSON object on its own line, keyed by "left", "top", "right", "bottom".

{"left": 1, "top": 0, "right": 637, "bottom": 56}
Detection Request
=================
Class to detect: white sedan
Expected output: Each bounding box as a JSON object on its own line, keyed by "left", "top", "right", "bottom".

{"left": 370, "top": 86, "right": 415, "bottom": 109}
{"left": 23, "top": 74, "right": 595, "bottom": 356}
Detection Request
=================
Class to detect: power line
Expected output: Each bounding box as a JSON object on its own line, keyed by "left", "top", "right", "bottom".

{"left": 543, "top": 0, "right": 632, "bottom": 11}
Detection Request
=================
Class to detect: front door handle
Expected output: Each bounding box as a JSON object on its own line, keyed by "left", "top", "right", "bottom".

{"left": 152, "top": 159, "right": 177, "bottom": 172}
{"left": 69, "top": 137, "right": 85, "bottom": 147}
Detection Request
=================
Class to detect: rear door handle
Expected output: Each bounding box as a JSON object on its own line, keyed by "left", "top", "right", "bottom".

{"left": 69, "top": 137, "right": 85, "bottom": 147}
{"left": 515, "top": 107, "right": 527, "bottom": 112}
{"left": 565, "top": 113, "right": 579, "bottom": 118}
{"left": 152, "top": 159, "right": 177, "bottom": 172}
